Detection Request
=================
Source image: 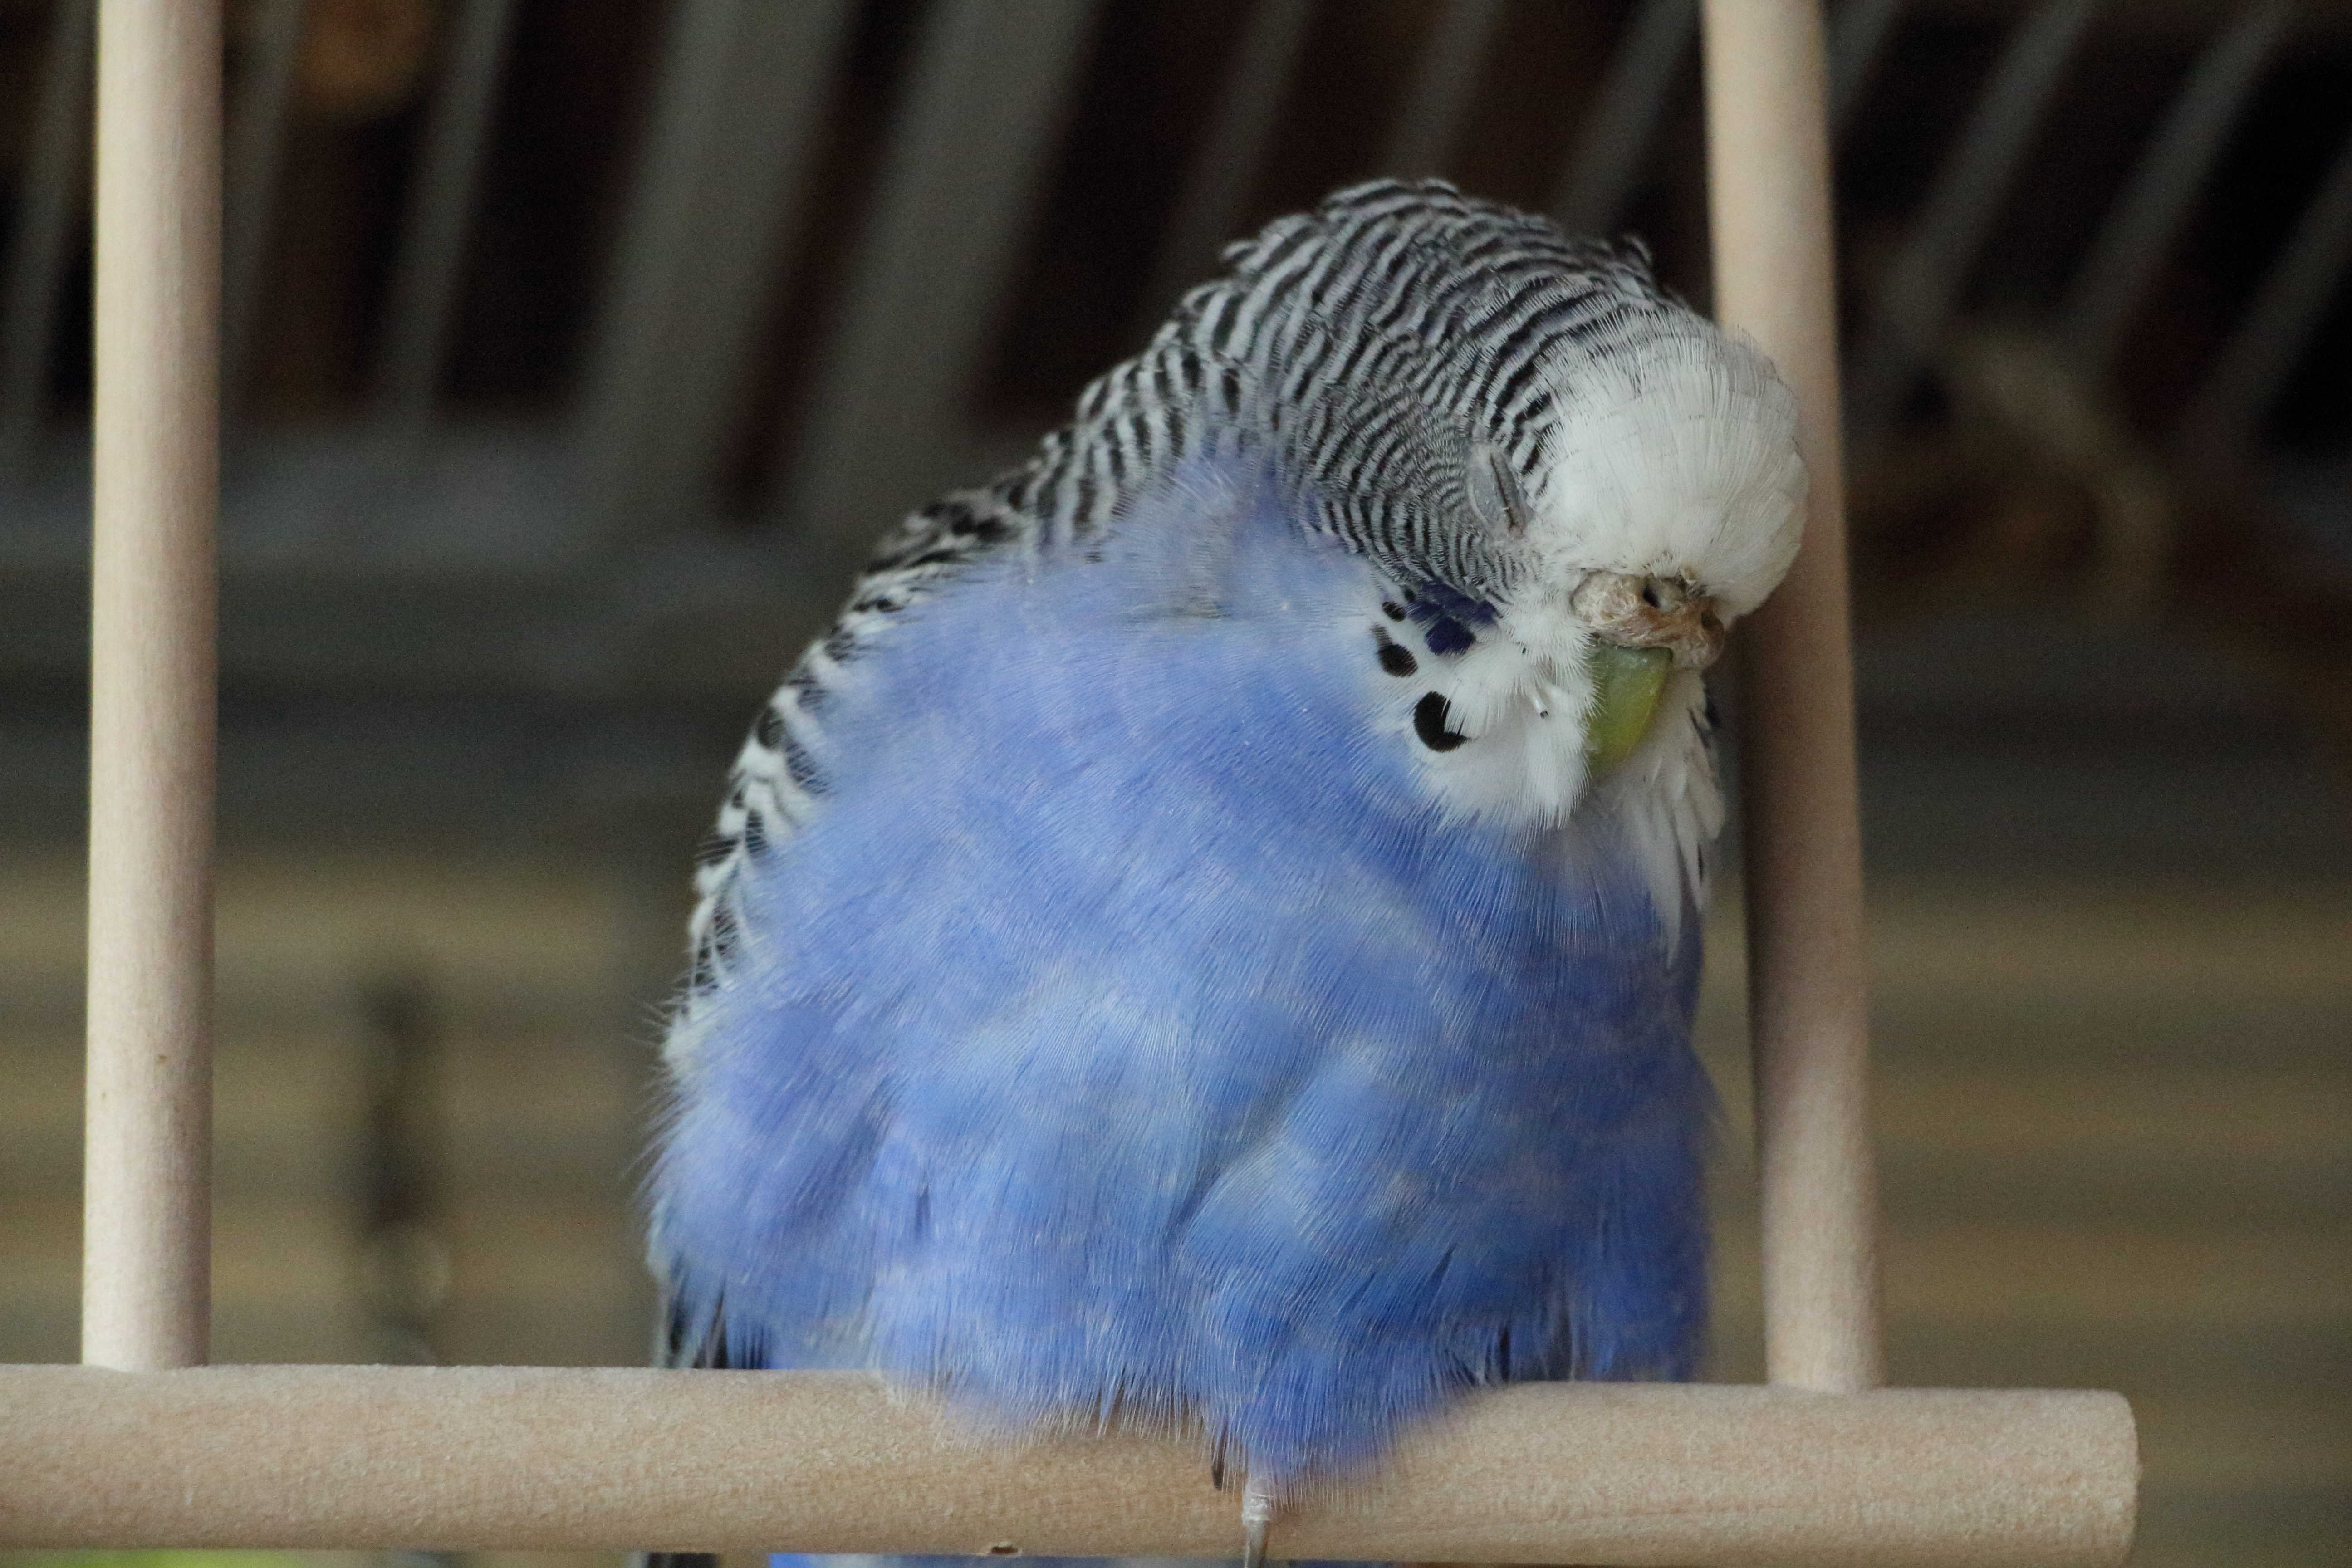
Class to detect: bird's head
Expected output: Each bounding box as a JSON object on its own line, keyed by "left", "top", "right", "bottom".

{"left": 1369, "top": 304, "right": 1804, "bottom": 828}
{"left": 1145, "top": 183, "right": 1805, "bottom": 837}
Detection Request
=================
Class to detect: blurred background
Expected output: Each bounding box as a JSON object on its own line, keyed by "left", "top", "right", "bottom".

{"left": 1, "top": 0, "right": 2348, "bottom": 1565}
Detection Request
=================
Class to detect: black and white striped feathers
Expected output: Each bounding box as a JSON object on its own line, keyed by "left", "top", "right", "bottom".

{"left": 681, "top": 180, "right": 1802, "bottom": 1012}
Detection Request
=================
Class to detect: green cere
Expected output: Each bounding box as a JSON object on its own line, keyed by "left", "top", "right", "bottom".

{"left": 1583, "top": 643, "right": 1674, "bottom": 774}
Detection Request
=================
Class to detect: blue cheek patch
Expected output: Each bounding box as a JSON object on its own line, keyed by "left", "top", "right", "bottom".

{"left": 1420, "top": 615, "right": 1475, "bottom": 656}
{"left": 1400, "top": 578, "right": 1495, "bottom": 657}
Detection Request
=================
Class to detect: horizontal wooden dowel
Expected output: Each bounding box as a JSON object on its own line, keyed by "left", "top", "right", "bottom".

{"left": 0, "top": 1367, "right": 2135, "bottom": 1565}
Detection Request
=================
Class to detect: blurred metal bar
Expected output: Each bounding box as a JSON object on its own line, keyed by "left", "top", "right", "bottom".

{"left": 2062, "top": 0, "right": 2291, "bottom": 372}
{"left": 2182, "top": 122, "right": 2352, "bottom": 453}
{"left": 1828, "top": 0, "right": 1905, "bottom": 132}
{"left": 774, "top": 0, "right": 1100, "bottom": 588}
{"left": 1851, "top": 0, "right": 2098, "bottom": 423}
{"left": 1137, "top": 0, "right": 1314, "bottom": 327}
{"left": 355, "top": 974, "right": 449, "bottom": 1367}
{"left": 358, "top": 979, "right": 460, "bottom": 1568}
{"left": 219, "top": 0, "right": 305, "bottom": 412}
{"left": 1553, "top": 0, "right": 1696, "bottom": 235}
{"left": 374, "top": 0, "right": 520, "bottom": 426}
{"left": 1, "top": 0, "right": 94, "bottom": 466}
{"left": 1382, "top": 0, "right": 1506, "bottom": 178}
{"left": 576, "top": 0, "right": 854, "bottom": 533}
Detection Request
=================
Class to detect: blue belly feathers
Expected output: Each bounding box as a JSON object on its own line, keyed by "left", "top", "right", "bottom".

{"left": 652, "top": 462, "right": 1712, "bottom": 1492}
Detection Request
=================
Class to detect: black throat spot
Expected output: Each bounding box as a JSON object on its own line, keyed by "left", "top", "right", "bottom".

{"left": 1373, "top": 628, "right": 1419, "bottom": 677}
{"left": 1414, "top": 691, "right": 1469, "bottom": 751}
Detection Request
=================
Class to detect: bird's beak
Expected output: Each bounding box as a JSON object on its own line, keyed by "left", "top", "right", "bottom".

{"left": 1583, "top": 643, "right": 1674, "bottom": 774}
{"left": 1569, "top": 571, "right": 1727, "bottom": 668}
{"left": 1569, "top": 571, "right": 1722, "bottom": 775}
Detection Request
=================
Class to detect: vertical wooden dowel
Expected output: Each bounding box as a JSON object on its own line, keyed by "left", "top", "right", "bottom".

{"left": 1699, "top": 0, "right": 1884, "bottom": 1393}
{"left": 84, "top": 0, "right": 222, "bottom": 1373}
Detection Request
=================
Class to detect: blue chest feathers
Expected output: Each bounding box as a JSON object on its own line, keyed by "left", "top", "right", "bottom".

{"left": 652, "top": 466, "right": 1714, "bottom": 1487}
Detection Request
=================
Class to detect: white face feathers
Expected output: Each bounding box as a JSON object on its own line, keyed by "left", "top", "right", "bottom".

{"left": 1518, "top": 321, "right": 1806, "bottom": 624}
{"left": 1387, "top": 317, "right": 1804, "bottom": 927}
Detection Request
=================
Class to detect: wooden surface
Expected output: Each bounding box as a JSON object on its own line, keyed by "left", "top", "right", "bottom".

{"left": 82, "top": 0, "right": 222, "bottom": 1372}
{"left": 0, "top": 1366, "right": 2134, "bottom": 1565}
{"left": 1701, "top": 0, "right": 1884, "bottom": 1394}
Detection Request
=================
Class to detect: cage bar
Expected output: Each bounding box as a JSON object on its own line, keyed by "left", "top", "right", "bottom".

{"left": 218, "top": 0, "right": 302, "bottom": 411}
{"left": 0, "top": 0, "right": 94, "bottom": 462}
{"left": 82, "top": 0, "right": 222, "bottom": 1374}
{"left": 1138, "top": 0, "right": 1316, "bottom": 328}
{"left": 1379, "top": 0, "right": 1504, "bottom": 178}
{"left": 1827, "top": 0, "right": 1905, "bottom": 132}
{"left": 772, "top": 0, "right": 1098, "bottom": 585}
{"left": 1850, "top": 0, "right": 2097, "bottom": 421}
{"left": 2061, "top": 0, "right": 2291, "bottom": 372}
{"left": 2181, "top": 117, "right": 2352, "bottom": 454}
{"left": 573, "top": 0, "right": 853, "bottom": 532}
{"left": 1700, "top": 0, "right": 1883, "bottom": 1393}
{"left": 374, "top": 0, "right": 521, "bottom": 427}
{"left": 1552, "top": 0, "right": 1695, "bottom": 236}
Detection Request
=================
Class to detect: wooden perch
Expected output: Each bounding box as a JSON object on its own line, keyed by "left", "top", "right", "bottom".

{"left": 0, "top": 1367, "right": 2135, "bottom": 1566}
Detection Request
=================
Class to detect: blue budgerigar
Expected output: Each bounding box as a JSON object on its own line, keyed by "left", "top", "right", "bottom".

{"left": 647, "top": 181, "right": 1805, "bottom": 1563}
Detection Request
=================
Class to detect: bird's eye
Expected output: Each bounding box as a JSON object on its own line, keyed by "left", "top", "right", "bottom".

{"left": 1464, "top": 442, "right": 1529, "bottom": 537}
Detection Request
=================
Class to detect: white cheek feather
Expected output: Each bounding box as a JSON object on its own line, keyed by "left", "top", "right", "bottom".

{"left": 1380, "top": 603, "right": 1601, "bottom": 828}
{"left": 1352, "top": 323, "right": 1790, "bottom": 943}
{"left": 1368, "top": 610, "right": 1719, "bottom": 948}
